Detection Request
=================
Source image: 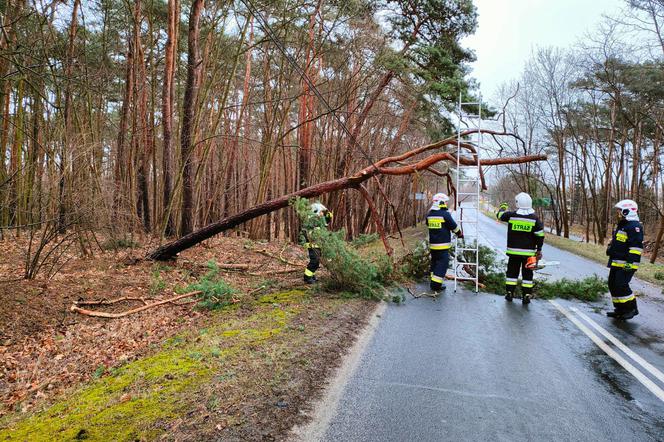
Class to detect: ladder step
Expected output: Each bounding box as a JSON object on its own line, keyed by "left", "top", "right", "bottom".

{"left": 454, "top": 277, "right": 479, "bottom": 282}
{"left": 454, "top": 262, "right": 478, "bottom": 266}
{"left": 457, "top": 248, "right": 479, "bottom": 252}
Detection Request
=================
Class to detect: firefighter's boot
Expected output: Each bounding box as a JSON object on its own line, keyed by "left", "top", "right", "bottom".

{"left": 620, "top": 309, "right": 639, "bottom": 320}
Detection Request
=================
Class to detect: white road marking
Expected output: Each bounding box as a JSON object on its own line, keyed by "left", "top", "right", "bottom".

{"left": 571, "top": 307, "right": 664, "bottom": 385}
{"left": 549, "top": 300, "right": 664, "bottom": 403}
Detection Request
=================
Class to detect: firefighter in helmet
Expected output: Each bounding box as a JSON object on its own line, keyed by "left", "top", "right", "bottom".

{"left": 301, "top": 202, "right": 333, "bottom": 284}
{"left": 496, "top": 192, "right": 545, "bottom": 304}
{"left": 427, "top": 193, "right": 463, "bottom": 292}
{"left": 605, "top": 199, "right": 643, "bottom": 320}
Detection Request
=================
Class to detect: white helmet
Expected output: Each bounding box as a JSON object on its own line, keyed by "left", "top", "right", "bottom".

{"left": 431, "top": 193, "right": 449, "bottom": 210}
{"left": 615, "top": 199, "right": 639, "bottom": 221}
{"left": 432, "top": 193, "right": 449, "bottom": 204}
{"left": 310, "top": 202, "right": 327, "bottom": 216}
{"left": 515, "top": 192, "right": 533, "bottom": 210}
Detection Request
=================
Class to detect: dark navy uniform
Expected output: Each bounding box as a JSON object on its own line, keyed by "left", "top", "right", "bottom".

{"left": 606, "top": 219, "right": 643, "bottom": 314}
{"left": 427, "top": 202, "right": 461, "bottom": 291}
{"left": 496, "top": 208, "right": 545, "bottom": 297}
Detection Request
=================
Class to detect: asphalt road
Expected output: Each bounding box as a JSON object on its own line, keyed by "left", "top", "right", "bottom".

{"left": 311, "top": 214, "right": 664, "bottom": 442}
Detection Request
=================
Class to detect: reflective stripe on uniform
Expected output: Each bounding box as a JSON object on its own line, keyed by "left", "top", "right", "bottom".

{"left": 509, "top": 217, "right": 536, "bottom": 224}
{"left": 452, "top": 226, "right": 461, "bottom": 233}
{"left": 534, "top": 230, "right": 545, "bottom": 237}
{"left": 612, "top": 294, "right": 636, "bottom": 303}
{"left": 304, "top": 268, "right": 315, "bottom": 277}
{"left": 506, "top": 277, "right": 518, "bottom": 286}
{"left": 615, "top": 231, "right": 628, "bottom": 242}
{"left": 506, "top": 247, "right": 536, "bottom": 256}
{"left": 427, "top": 216, "right": 445, "bottom": 229}
{"left": 431, "top": 274, "right": 444, "bottom": 283}
{"left": 629, "top": 247, "right": 643, "bottom": 255}
{"left": 430, "top": 243, "right": 451, "bottom": 250}
{"left": 522, "top": 280, "right": 534, "bottom": 288}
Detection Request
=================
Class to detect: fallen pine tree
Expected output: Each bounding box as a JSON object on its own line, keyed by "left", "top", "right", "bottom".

{"left": 149, "top": 129, "right": 546, "bottom": 261}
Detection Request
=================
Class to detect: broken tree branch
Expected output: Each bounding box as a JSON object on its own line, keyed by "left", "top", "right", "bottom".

{"left": 148, "top": 130, "right": 546, "bottom": 260}
{"left": 70, "top": 291, "right": 202, "bottom": 318}
{"left": 355, "top": 184, "right": 393, "bottom": 256}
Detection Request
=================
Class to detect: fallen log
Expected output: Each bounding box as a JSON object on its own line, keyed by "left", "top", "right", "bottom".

{"left": 70, "top": 291, "right": 202, "bottom": 318}
{"left": 74, "top": 296, "right": 150, "bottom": 306}
{"left": 149, "top": 130, "right": 545, "bottom": 261}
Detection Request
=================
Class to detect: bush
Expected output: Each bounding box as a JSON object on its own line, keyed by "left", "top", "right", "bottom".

{"left": 655, "top": 271, "right": 664, "bottom": 281}
{"left": 399, "top": 240, "right": 430, "bottom": 279}
{"left": 180, "top": 260, "right": 237, "bottom": 310}
{"left": 473, "top": 248, "right": 608, "bottom": 301}
{"left": 535, "top": 276, "right": 608, "bottom": 301}
{"left": 292, "top": 197, "right": 393, "bottom": 300}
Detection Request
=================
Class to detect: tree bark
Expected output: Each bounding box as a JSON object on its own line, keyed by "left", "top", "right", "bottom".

{"left": 162, "top": 0, "right": 179, "bottom": 237}
{"left": 179, "top": 0, "right": 204, "bottom": 236}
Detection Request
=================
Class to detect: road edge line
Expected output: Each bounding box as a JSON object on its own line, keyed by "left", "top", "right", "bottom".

{"left": 549, "top": 300, "right": 664, "bottom": 403}
{"left": 288, "top": 301, "right": 387, "bottom": 441}
{"left": 570, "top": 307, "right": 664, "bottom": 385}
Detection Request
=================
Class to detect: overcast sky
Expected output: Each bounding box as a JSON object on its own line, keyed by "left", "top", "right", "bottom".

{"left": 463, "top": 0, "right": 627, "bottom": 103}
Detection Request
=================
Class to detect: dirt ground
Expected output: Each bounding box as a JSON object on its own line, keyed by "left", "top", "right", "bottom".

{"left": 0, "top": 231, "right": 378, "bottom": 440}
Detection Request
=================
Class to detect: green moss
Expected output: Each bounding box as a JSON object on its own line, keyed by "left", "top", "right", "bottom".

{"left": 258, "top": 289, "right": 307, "bottom": 305}
{"left": 1, "top": 349, "right": 210, "bottom": 441}
{"left": 1, "top": 291, "right": 308, "bottom": 441}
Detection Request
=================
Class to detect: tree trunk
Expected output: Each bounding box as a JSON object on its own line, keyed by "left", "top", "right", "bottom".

{"left": 179, "top": 0, "right": 204, "bottom": 236}
{"left": 162, "top": 0, "right": 179, "bottom": 237}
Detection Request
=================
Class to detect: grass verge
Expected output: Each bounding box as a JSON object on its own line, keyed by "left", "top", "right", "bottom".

{"left": 0, "top": 289, "right": 373, "bottom": 441}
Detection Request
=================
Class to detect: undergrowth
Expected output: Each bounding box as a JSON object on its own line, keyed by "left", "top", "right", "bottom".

{"left": 178, "top": 260, "right": 236, "bottom": 310}
{"left": 399, "top": 240, "right": 430, "bottom": 279}
{"left": 101, "top": 237, "right": 140, "bottom": 251}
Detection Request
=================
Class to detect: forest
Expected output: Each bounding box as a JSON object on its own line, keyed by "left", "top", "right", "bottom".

{"left": 1, "top": 0, "right": 664, "bottom": 440}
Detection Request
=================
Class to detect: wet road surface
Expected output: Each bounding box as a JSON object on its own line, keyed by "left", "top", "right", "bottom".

{"left": 314, "top": 214, "right": 664, "bottom": 441}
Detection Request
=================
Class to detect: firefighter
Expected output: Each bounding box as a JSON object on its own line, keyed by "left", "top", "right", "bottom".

{"left": 427, "top": 193, "right": 463, "bottom": 292}
{"left": 605, "top": 199, "right": 643, "bottom": 320}
{"left": 302, "top": 202, "right": 333, "bottom": 284}
{"left": 496, "top": 192, "right": 545, "bottom": 304}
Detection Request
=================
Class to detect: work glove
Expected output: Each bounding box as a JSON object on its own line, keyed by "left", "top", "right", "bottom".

{"left": 499, "top": 202, "right": 509, "bottom": 211}
{"left": 605, "top": 241, "right": 611, "bottom": 256}
{"left": 457, "top": 230, "right": 464, "bottom": 240}
{"left": 623, "top": 262, "right": 637, "bottom": 272}
{"left": 536, "top": 250, "right": 543, "bottom": 261}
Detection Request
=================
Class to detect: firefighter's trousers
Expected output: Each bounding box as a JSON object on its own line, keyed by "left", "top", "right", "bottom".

{"left": 430, "top": 249, "right": 449, "bottom": 291}
{"left": 608, "top": 267, "right": 638, "bottom": 313}
{"left": 505, "top": 255, "right": 534, "bottom": 296}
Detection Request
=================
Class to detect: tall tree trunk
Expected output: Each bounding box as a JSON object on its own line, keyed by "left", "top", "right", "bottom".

{"left": 58, "top": 0, "right": 81, "bottom": 233}
{"left": 115, "top": 17, "right": 135, "bottom": 231}
{"left": 162, "top": 0, "right": 179, "bottom": 237}
{"left": 132, "top": 0, "right": 151, "bottom": 232}
{"left": 179, "top": 0, "right": 204, "bottom": 236}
